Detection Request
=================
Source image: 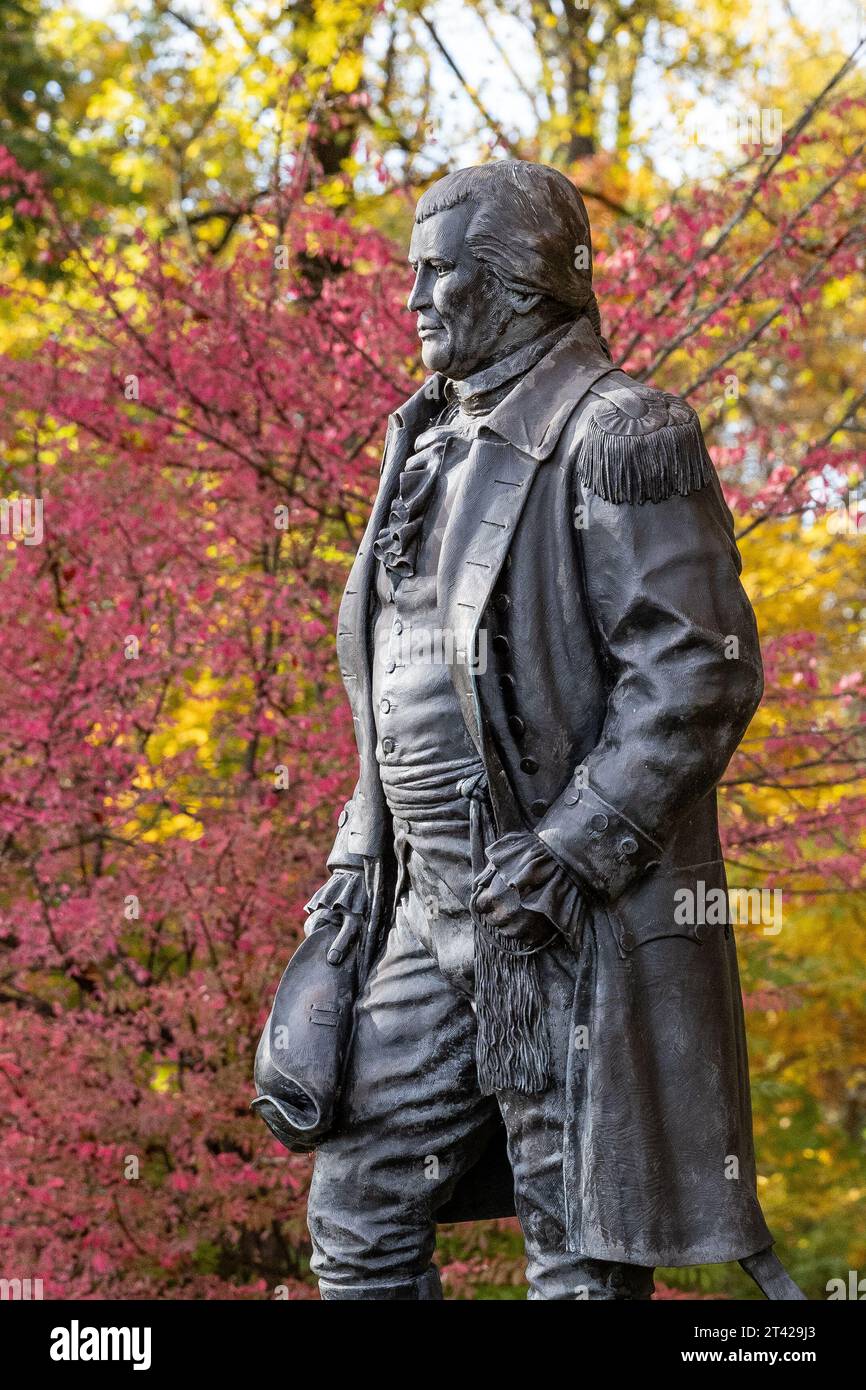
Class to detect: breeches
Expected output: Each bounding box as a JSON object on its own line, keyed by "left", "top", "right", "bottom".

{"left": 307, "top": 852, "right": 654, "bottom": 1301}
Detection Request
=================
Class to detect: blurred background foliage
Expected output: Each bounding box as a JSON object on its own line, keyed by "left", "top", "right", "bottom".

{"left": 0, "top": 0, "right": 864, "bottom": 1299}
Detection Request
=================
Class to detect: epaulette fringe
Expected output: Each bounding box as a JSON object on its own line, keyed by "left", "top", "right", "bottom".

{"left": 579, "top": 411, "right": 715, "bottom": 505}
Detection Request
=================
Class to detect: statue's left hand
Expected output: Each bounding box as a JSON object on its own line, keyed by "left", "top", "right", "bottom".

{"left": 470, "top": 864, "right": 556, "bottom": 952}
{"left": 304, "top": 907, "right": 364, "bottom": 966}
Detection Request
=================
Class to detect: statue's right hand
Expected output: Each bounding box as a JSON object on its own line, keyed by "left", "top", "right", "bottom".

{"left": 304, "top": 907, "right": 363, "bottom": 966}
{"left": 303, "top": 907, "right": 340, "bottom": 938}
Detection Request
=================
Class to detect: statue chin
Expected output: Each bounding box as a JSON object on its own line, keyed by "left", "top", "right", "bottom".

{"left": 418, "top": 333, "right": 454, "bottom": 376}
{"left": 420, "top": 346, "right": 444, "bottom": 374}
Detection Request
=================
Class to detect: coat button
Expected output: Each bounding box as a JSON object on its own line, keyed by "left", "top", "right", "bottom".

{"left": 508, "top": 714, "right": 526, "bottom": 739}
{"left": 393, "top": 620, "right": 403, "bottom": 635}
{"left": 492, "top": 634, "right": 510, "bottom": 654}
{"left": 590, "top": 812, "right": 608, "bottom": 831}
{"left": 530, "top": 799, "right": 547, "bottom": 818}
{"left": 500, "top": 674, "right": 516, "bottom": 696}
{"left": 382, "top": 737, "right": 395, "bottom": 754}
{"left": 386, "top": 659, "right": 396, "bottom": 673}
{"left": 495, "top": 592, "right": 510, "bottom": 612}
{"left": 380, "top": 698, "right": 391, "bottom": 713}
{"left": 620, "top": 929, "right": 636, "bottom": 951}
{"left": 620, "top": 836, "right": 639, "bottom": 856}
{"left": 520, "top": 756, "right": 539, "bottom": 775}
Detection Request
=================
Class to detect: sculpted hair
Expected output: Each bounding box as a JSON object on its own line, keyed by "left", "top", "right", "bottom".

{"left": 415, "top": 161, "right": 610, "bottom": 356}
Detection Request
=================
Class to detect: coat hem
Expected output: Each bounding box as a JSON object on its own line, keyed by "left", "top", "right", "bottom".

{"left": 571, "top": 1225, "right": 775, "bottom": 1269}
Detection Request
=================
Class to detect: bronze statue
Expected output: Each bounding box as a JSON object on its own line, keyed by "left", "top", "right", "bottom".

{"left": 254, "top": 160, "right": 806, "bottom": 1301}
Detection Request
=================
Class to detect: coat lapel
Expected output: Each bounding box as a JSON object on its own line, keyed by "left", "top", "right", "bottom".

{"left": 438, "top": 438, "right": 539, "bottom": 758}
{"left": 336, "top": 380, "right": 444, "bottom": 707}
{"left": 438, "top": 341, "right": 614, "bottom": 760}
{"left": 335, "top": 381, "right": 443, "bottom": 855}
{"left": 335, "top": 427, "right": 399, "bottom": 711}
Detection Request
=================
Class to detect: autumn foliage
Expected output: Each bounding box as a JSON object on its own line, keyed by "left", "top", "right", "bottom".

{"left": 0, "top": 73, "right": 864, "bottom": 1298}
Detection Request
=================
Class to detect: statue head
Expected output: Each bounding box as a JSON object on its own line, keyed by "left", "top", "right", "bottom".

{"left": 408, "top": 160, "right": 604, "bottom": 381}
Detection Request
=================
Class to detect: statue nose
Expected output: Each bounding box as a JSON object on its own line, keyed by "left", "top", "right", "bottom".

{"left": 408, "top": 265, "right": 437, "bottom": 312}
{"left": 408, "top": 285, "right": 429, "bottom": 313}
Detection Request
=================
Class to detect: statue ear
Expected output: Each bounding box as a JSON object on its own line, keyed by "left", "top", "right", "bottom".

{"left": 507, "top": 289, "right": 543, "bottom": 315}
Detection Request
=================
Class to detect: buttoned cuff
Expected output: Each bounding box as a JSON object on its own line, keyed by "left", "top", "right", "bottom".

{"left": 304, "top": 869, "right": 368, "bottom": 918}
{"left": 484, "top": 831, "right": 585, "bottom": 942}
{"left": 534, "top": 784, "right": 662, "bottom": 902}
{"left": 325, "top": 798, "right": 367, "bottom": 874}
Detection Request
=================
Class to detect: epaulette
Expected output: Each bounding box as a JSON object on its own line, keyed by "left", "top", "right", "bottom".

{"left": 578, "top": 371, "right": 715, "bottom": 505}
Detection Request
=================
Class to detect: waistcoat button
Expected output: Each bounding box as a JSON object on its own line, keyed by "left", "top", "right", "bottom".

{"left": 590, "top": 812, "right": 608, "bottom": 831}
{"left": 382, "top": 737, "right": 395, "bottom": 754}
{"left": 520, "top": 756, "right": 539, "bottom": 775}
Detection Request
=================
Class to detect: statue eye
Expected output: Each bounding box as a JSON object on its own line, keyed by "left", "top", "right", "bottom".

{"left": 433, "top": 263, "right": 452, "bottom": 277}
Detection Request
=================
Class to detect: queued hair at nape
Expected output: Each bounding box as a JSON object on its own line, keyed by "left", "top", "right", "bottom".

{"left": 415, "top": 160, "right": 610, "bottom": 356}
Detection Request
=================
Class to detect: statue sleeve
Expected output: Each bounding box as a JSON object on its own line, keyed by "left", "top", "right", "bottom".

{"left": 531, "top": 407, "right": 763, "bottom": 905}
{"left": 304, "top": 787, "right": 369, "bottom": 918}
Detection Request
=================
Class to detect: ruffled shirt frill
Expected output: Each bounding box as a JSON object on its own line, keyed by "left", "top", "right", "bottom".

{"left": 371, "top": 451, "right": 442, "bottom": 583}
{"left": 371, "top": 322, "right": 572, "bottom": 586}
{"left": 485, "top": 830, "right": 585, "bottom": 940}
{"left": 304, "top": 868, "right": 368, "bottom": 919}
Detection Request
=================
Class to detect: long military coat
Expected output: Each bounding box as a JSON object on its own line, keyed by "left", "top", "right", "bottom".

{"left": 322, "top": 315, "right": 773, "bottom": 1268}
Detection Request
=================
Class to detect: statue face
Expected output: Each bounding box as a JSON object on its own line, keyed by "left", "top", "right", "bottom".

{"left": 407, "top": 201, "right": 517, "bottom": 380}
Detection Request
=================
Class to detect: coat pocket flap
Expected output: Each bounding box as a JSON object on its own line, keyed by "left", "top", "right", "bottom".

{"left": 606, "top": 859, "right": 728, "bottom": 954}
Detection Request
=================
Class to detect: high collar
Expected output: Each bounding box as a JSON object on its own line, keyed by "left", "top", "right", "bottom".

{"left": 444, "top": 323, "right": 571, "bottom": 416}
{"left": 390, "top": 316, "right": 613, "bottom": 461}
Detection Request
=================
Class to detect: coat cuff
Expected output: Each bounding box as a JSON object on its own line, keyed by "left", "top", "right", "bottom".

{"left": 484, "top": 831, "right": 585, "bottom": 940}
{"left": 325, "top": 797, "right": 367, "bottom": 874}
{"left": 534, "top": 784, "right": 663, "bottom": 902}
{"left": 304, "top": 868, "right": 368, "bottom": 918}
